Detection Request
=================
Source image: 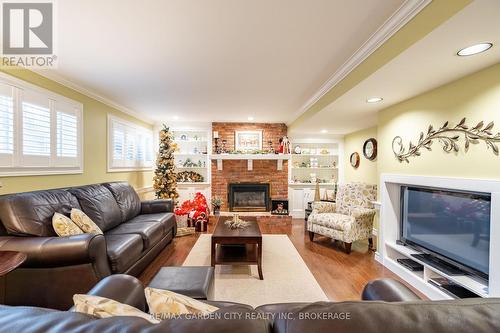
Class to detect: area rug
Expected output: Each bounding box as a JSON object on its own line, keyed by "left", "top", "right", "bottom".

{"left": 183, "top": 234, "right": 328, "bottom": 307}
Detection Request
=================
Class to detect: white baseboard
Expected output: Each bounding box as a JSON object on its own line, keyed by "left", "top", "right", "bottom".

{"left": 374, "top": 251, "right": 382, "bottom": 264}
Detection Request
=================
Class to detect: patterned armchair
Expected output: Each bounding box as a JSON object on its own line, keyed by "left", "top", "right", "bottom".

{"left": 307, "top": 183, "right": 377, "bottom": 254}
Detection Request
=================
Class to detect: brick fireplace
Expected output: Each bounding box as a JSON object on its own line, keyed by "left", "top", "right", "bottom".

{"left": 211, "top": 122, "right": 288, "bottom": 211}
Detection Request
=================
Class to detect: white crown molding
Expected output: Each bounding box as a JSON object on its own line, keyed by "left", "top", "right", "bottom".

{"left": 30, "top": 69, "right": 155, "bottom": 125}
{"left": 288, "top": 0, "right": 432, "bottom": 125}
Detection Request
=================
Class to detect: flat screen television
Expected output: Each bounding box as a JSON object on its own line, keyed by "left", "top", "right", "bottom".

{"left": 400, "top": 185, "right": 491, "bottom": 279}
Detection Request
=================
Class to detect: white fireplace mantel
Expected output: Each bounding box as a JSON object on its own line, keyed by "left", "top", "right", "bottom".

{"left": 210, "top": 154, "right": 290, "bottom": 171}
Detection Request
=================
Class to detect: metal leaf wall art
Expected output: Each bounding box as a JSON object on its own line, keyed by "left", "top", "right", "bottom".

{"left": 392, "top": 118, "right": 500, "bottom": 163}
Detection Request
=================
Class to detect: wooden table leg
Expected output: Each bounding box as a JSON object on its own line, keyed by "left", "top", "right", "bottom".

{"left": 257, "top": 240, "right": 263, "bottom": 280}
{"left": 211, "top": 239, "right": 216, "bottom": 267}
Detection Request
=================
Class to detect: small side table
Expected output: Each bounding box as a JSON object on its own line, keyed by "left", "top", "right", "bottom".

{"left": 0, "top": 251, "right": 27, "bottom": 304}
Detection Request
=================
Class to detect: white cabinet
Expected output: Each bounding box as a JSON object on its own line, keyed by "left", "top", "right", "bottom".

{"left": 288, "top": 185, "right": 335, "bottom": 218}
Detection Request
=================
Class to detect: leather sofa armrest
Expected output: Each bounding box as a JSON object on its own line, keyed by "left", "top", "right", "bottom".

{"left": 0, "top": 234, "right": 110, "bottom": 276}
{"left": 361, "top": 279, "right": 422, "bottom": 302}
{"left": 80, "top": 274, "right": 147, "bottom": 312}
{"left": 141, "top": 199, "right": 174, "bottom": 214}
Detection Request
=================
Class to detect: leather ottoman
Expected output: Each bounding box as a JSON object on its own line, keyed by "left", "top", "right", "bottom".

{"left": 148, "top": 266, "right": 214, "bottom": 300}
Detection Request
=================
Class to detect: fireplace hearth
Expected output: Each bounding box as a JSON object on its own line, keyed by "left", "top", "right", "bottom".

{"left": 228, "top": 183, "right": 270, "bottom": 212}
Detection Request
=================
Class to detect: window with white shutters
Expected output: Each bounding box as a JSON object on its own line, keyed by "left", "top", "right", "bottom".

{"left": 0, "top": 74, "right": 83, "bottom": 176}
{"left": 108, "top": 115, "right": 153, "bottom": 171}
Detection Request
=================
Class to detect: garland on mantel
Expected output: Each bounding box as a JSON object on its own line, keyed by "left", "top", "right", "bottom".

{"left": 392, "top": 118, "right": 500, "bottom": 163}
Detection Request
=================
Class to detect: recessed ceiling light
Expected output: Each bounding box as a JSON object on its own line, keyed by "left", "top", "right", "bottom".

{"left": 366, "top": 97, "right": 383, "bottom": 103}
{"left": 248, "top": 116, "right": 254, "bottom": 121}
{"left": 173, "top": 115, "right": 179, "bottom": 120}
{"left": 320, "top": 129, "right": 328, "bottom": 134}
{"left": 457, "top": 43, "right": 493, "bottom": 56}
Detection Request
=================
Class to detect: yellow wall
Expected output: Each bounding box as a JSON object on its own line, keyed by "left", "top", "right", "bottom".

{"left": 343, "top": 126, "right": 378, "bottom": 184}
{"left": 378, "top": 62, "right": 500, "bottom": 180}
{"left": 0, "top": 68, "right": 154, "bottom": 194}
{"left": 343, "top": 62, "right": 500, "bottom": 234}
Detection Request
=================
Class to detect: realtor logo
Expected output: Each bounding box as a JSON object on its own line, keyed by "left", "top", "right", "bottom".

{"left": 1, "top": 1, "right": 56, "bottom": 67}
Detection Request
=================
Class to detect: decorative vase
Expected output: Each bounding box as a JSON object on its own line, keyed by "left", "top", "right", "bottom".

{"left": 214, "top": 206, "right": 221, "bottom": 216}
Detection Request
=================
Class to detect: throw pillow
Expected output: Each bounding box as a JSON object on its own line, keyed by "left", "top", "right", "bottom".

{"left": 145, "top": 287, "right": 219, "bottom": 319}
{"left": 52, "top": 213, "right": 84, "bottom": 237}
{"left": 71, "top": 208, "right": 103, "bottom": 235}
{"left": 73, "top": 294, "right": 159, "bottom": 324}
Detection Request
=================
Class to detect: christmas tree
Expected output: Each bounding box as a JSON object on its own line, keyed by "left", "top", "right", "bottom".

{"left": 153, "top": 125, "right": 179, "bottom": 200}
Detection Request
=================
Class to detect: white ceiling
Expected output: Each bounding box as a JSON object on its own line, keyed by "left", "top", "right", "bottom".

{"left": 37, "top": 0, "right": 406, "bottom": 124}
{"left": 295, "top": 0, "right": 500, "bottom": 135}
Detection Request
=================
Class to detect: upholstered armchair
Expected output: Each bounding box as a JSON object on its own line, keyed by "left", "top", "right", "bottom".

{"left": 307, "top": 183, "right": 377, "bottom": 254}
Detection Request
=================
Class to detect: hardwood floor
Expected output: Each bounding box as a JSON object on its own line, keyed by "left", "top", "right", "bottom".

{"left": 139, "top": 218, "right": 426, "bottom": 301}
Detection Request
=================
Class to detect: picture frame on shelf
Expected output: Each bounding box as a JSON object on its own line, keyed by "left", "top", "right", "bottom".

{"left": 234, "top": 130, "right": 262, "bottom": 151}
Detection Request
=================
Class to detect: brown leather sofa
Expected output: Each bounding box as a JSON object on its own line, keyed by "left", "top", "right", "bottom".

{"left": 0, "top": 275, "right": 499, "bottom": 333}
{"left": 0, "top": 182, "right": 176, "bottom": 310}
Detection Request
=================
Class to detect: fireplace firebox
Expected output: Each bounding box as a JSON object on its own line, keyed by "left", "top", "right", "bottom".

{"left": 228, "top": 183, "right": 270, "bottom": 212}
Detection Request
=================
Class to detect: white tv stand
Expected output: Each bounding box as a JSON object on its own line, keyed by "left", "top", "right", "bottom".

{"left": 378, "top": 174, "right": 500, "bottom": 300}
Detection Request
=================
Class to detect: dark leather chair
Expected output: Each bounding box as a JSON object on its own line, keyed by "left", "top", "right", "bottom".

{"left": 1, "top": 276, "right": 499, "bottom": 333}
{"left": 0, "top": 182, "right": 176, "bottom": 310}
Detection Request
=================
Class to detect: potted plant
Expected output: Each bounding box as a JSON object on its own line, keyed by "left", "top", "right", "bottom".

{"left": 211, "top": 196, "right": 223, "bottom": 216}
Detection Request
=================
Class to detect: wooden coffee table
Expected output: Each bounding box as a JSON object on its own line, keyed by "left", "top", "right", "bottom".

{"left": 211, "top": 216, "right": 263, "bottom": 280}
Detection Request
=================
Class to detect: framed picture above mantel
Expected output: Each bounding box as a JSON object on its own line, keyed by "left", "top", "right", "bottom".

{"left": 235, "top": 130, "right": 263, "bottom": 152}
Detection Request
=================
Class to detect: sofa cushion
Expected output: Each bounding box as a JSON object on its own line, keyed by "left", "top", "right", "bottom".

{"left": 107, "top": 222, "right": 164, "bottom": 249}
{"left": 52, "top": 213, "right": 84, "bottom": 237}
{"left": 0, "top": 189, "right": 81, "bottom": 236}
{"left": 126, "top": 213, "right": 175, "bottom": 234}
{"left": 105, "top": 234, "right": 143, "bottom": 273}
{"left": 309, "top": 213, "right": 354, "bottom": 231}
{"left": 71, "top": 208, "right": 103, "bottom": 235}
{"left": 68, "top": 185, "right": 122, "bottom": 232}
{"left": 145, "top": 287, "right": 219, "bottom": 318}
{"left": 73, "top": 294, "right": 159, "bottom": 324}
{"left": 103, "top": 182, "right": 142, "bottom": 222}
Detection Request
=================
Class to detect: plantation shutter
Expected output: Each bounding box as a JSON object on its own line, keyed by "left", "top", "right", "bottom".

{"left": 54, "top": 100, "right": 81, "bottom": 167}
{"left": 21, "top": 91, "right": 51, "bottom": 167}
{"left": 0, "top": 83, "right": 14, "bottom": 166}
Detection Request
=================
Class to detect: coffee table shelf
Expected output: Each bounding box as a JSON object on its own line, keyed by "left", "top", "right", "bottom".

{"left": 215, "top": 244, "right": 258, "bottom": 265}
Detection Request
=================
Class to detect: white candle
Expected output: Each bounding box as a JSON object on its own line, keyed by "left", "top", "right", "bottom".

{"left": 213, "top": 131, "right": 219, "bottom": 139}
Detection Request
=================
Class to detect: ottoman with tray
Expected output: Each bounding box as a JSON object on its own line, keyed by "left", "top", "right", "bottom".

{"left": 148, "top": 266, "right": 214, "bottom": 300}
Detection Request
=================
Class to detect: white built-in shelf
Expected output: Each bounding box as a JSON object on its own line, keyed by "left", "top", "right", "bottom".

{"left": 172, "top": 129, "right": 211, "bottom": 188}
{"left": 176, "top": 166, "right": 207, "bottom": 169}
{"left": 289, "top": 182, "right": 337, "bottom": 186}
{"left": 292, "top": 167, "right": 337, "bottom": 170}
{"left": 386, "top": 241, "right": 489, "bottom": 298}
{"left": 176, "top": 139, "right": 208, "bottom": 143}
{"left": 291, "top": 154, "right": 337, "bottom": 157}
{"left": 177, "top": 182, "right": 211, "bottom": 186}
{"left": 210, "top": 154, "right": 290, "bottom": 171}
{"left": 174, "top": 153, "right": 208, "bottom": 156}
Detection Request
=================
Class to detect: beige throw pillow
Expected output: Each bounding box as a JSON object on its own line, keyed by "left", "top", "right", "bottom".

{"left": 73, "top": 294, "right": 159, "bottom": 324}
{"left": 71, "top": 208, "right": 103, "bottom": 235}
{"left": 52, "top": 213, "right": 84, "bottom": 237}
{"left": 145, "top": 287, "right": 219, "bottom": 319}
